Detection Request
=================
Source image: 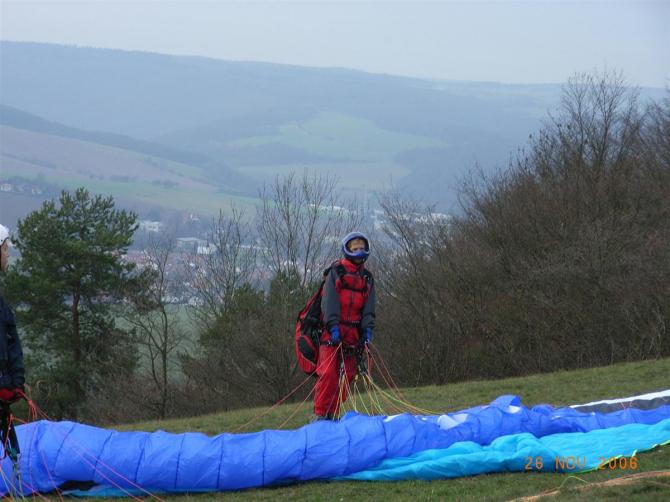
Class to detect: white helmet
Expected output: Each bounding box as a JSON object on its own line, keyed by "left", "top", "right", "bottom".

{"left": 0, "top": 224, "right": 11, "bottom": 246}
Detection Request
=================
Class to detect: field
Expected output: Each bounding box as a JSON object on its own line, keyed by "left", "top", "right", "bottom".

{"left": 228, "top": 112, "right": 449, "bottom": 162}
{"left": 100, "top": 357, "right": 670, "bottom": 501}
{"left": 228, "top": 111, "right": 446, "bottom": 189}
{"left": 0, "top": 125, "right": 256, "bottom": 216}
{"left": 239, "top": 161, "right": 410, "bottom": 190}
{"left": 0, "top": 111, "right": 441, "bottom": 213}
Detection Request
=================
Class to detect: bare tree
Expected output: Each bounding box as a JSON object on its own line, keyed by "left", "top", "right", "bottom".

{"left": 181, "top": 173, "right": 365, "bottom": 411}
{"left": 188, "top": 207, "right": 258, "bottom": 333}
{"left": 124, "top": 234, "right": 188, "bottom": 419}
{"left": 256, "top": 171, "right": 362, "bottom": 291}
{"left": 375, "top": 72, "right": 670, "bottom": 385}
{"left": 375, "top": 192, "right": 459, "bottom": 384}
{"left": 250, "top": 172, "right": 364, "bottom": 399}
{"left": 642, "top": 92, "right": 670, "bottom": 170}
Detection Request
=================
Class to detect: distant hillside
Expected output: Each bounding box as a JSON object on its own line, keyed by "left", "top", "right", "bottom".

{"left": 0, "top": 124, "right": 258, "bottom": 220}
{"left": 0, "top": 104, "right": 209, "bottom": 165}
{"left": 0, "top": 42, "right": 560, "bottom": 205}
{"left": 0, "top": 105, "right": 257, "bottom": 194}
{"left": 1, "top": 41, "right": 551, "bottom": 141}
{"left": 2, "top": 41, "right": 665, "bottom": 208}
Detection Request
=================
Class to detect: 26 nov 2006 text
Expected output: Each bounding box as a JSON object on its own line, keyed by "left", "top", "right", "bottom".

{"left": 524, "top": 455, "right": 638, "bottom": 471}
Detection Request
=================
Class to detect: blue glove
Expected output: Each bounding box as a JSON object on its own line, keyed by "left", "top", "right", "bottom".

{"left": 364, "top": 328, "right": 373, "bottom": 344}
{"left": 329, "top": 326, "right": 341, "bottom": 345}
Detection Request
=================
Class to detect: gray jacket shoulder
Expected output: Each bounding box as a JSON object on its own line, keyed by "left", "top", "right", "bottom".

{"left": 321, "top": 268, "right": 340, "bottom": 330}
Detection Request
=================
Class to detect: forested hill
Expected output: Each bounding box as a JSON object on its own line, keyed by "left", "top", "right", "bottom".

{"left": 1, "top": 41, "right": 665, "bottom": 207}
{"left": 0, "top": 41, "right": 556, "bottom": 139}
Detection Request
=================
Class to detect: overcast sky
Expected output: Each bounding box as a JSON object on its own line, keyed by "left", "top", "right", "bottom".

{"left": 1, "top": 0, "right": 668, "bottom": 87}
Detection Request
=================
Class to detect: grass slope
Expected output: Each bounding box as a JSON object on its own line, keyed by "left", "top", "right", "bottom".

{"left": 0, "top": 104, "right": 210, "bottom": 167}
{"left": 0, "top": 125, "right": 257, "bottom": 216}
{"left": 104, "top": 358, "right": 670, "bottom": 501}
{"left": 227, "top": 111, "right": 445, "bottom": 189}
{"left": 228, "top": 112, "right": 448, "bottom": 162}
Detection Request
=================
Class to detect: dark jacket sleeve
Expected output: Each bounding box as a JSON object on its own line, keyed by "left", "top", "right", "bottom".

{"left": 321, "top": 269, "right": 341, "bottom": 331}
{"left": 360, "top": 280, "right": 376, "bottom": 332}
{"left": 3, "top": 300, "right": 25, "bottom": 388}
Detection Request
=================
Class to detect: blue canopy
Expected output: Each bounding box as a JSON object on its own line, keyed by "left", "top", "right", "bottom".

{"left": 345, "top": 417, "right": 670, "bottom": 481}
{"left": 2, "top": 394, "right": 669, "bottom": 496}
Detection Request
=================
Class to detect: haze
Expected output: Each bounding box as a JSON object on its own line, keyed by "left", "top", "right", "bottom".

{"left": 1, "top": 0, "right": 668, "bottom": 87}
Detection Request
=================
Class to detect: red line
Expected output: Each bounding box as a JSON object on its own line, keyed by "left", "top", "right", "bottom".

{"left": 278, "top": 385, "right": 317, "bottom": 430}
{"left": 231, "top": 369, "right": 320, "bottom": 433}
{"left": 30, "top": 406, "right": 165, "bottom": 501}
{"left": 370, "top": 344, "right": 408, "bottom": 399}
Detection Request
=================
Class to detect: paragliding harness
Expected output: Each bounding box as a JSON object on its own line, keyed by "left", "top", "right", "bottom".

{"left": 1, "top": 396, "right": 24, "bottom": 496}
{"left": 295, "top": 263, "right": 373, "bottom": 376}
{"left": 0, "top": 401, "right": 20, "bottom": 463}
{"left": 339, "top": 343, "right": 370, "bottom": 379}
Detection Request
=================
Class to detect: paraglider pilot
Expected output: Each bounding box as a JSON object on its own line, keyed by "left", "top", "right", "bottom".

{"left": 0, "top": 224, "right": 24, "bottom": 402}
{"left": 0, "top": 224, "right": 26, "bottom": 461}
{"left": 313, "top": 231, "right": 375, "bottom": 421}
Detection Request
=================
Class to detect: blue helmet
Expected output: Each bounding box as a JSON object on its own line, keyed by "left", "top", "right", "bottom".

{"left": 341, "top": 231, "right": 370, "bottom": 261}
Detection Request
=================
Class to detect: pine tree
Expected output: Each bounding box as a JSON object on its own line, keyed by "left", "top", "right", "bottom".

{"left": 4, "top": 188, "right": 140, "bottom": 418}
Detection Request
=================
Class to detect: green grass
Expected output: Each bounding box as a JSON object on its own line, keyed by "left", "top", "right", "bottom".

{"left": 96, "top": 358, "right": 670, "bottom": 501}
{"left": 228, "top": 111, "right": 448, "bottom": 162}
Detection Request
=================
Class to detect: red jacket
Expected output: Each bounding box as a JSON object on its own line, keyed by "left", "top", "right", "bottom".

{"left": 320, "top": 258, "right": 375, "bottom": 345}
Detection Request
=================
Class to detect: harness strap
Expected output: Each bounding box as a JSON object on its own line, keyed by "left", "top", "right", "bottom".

{"left": 0, "top": 403, "right": 19, "bottom": 462}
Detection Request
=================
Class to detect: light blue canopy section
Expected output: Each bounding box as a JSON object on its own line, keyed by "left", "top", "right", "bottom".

{"left": 2, "top": 395, "right": 670, "bottom": 496}
{"left": 345, "top": 417, "right": 670, "bottom": 481}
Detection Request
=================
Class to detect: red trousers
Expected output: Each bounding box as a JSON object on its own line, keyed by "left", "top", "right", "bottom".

{"left": 313, "top": 345, "right": 358, "bottom": 417}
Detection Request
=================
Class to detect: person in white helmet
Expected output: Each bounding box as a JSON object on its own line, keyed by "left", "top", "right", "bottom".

{"left": 0, "top": 224, "right": 25, "bottom": 404}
